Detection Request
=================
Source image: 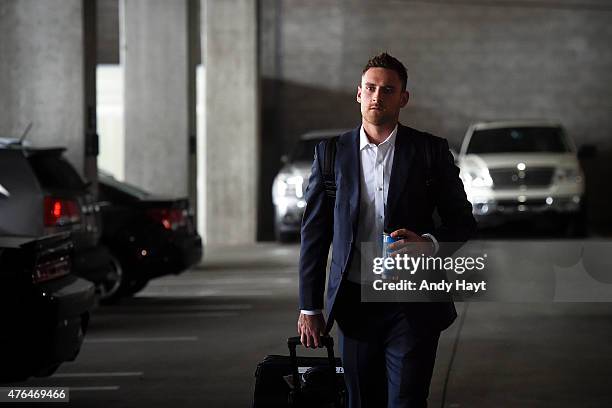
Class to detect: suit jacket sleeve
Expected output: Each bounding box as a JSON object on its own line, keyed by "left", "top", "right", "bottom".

{"left": 298, "top": 142, "right": 334, "bottom": 311}
{"left": 431, "top": 138, "right": 477, "bottom": 244}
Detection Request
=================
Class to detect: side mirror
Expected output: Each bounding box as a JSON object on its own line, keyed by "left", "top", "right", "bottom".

{"left": 578, "top": 144, "right": 597, "bottom": 160}
{"left": 280, "top": 154, "right": 289, "bottom": 164}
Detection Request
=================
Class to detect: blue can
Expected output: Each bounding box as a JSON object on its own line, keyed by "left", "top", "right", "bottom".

{"left": 382, "top": 233, "right": 399, "bottom": 281}
{"left": 382, "top": 233, "right": 397, "bottom": 258}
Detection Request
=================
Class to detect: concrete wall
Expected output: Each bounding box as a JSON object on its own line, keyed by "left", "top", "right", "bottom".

{"left": 122, "top": 0, "right": 190, "bottom": 197}
{"left": 261, "top": 0, "right": 612, "bottom": 149}
{"left": 0, "top": 0, "right": 85, "bottom": 174}
{"left": 203, "top": 0, "right": 258, "bottom": 244}
{"left": 259, "top": 0, "right": 612, "bottom": 236}
{"left": 98, "top": 0, "right": 120, "bottom": 64}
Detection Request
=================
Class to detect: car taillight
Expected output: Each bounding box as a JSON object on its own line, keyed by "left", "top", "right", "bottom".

{"left": 44, "top": 197, "right": 81, "bottom": 227}
{"left": 147, "top": 208, "right": 187, "bottom": 230}
{"left": 33, "top": 256, "right": 71, "bottom": 284}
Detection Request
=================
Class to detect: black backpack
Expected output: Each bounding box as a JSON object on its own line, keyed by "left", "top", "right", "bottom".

{"left": 321, "top": 136, "right": 339, "bottom": 200}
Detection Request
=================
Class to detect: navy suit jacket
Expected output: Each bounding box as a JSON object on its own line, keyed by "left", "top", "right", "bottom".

{"left": 298, "top": 124, "right": 476, "bottom": 332}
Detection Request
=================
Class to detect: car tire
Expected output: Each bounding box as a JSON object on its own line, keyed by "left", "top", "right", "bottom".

{"left": 98, "top": 254, "right": 125, "bottom": 304}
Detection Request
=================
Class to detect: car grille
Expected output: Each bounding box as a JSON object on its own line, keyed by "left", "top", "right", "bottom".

{"left": 489, "top": 167, "right": 555, "bottom": 189}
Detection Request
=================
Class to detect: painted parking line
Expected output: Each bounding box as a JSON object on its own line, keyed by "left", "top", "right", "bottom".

{"left": 187, "top": 304, "right": 251, "bottom": 311}
{"left": 85, "top": 336, "right": 199, "bottom": 343}
{"left": 69, "top": 386, "right": 120, "bottom": 391}
{"left": 99, "top": 303, "right": 252, "bottom": 312}
{"left": 145, "top": 277, "right": 293, "bottom": 285}
{"left": 166, "top": 311, "right": 240, "bottom": 317}
{"left": 137, "top": 290, "right": 273, "bottom": 297}
{"left": 53, "top": 372, "right": 143, "bottom": 378}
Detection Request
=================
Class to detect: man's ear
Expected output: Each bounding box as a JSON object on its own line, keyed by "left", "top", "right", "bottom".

{"left": 400, "top": 90, "right": 409, "bottom": 107}
{"left": 356, "top": 86, "right": 362, "bottom": 103}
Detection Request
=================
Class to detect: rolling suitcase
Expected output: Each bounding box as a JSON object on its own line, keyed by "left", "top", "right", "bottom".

{"left": 252, "top": 336, "right": 346, "bottom": 407}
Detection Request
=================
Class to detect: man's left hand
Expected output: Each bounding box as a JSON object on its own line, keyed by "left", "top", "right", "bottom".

{"left": 388, "top": 229, "right": 435, "bottom": 257}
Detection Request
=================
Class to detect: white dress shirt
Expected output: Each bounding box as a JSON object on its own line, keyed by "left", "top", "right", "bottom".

{"left": 301, "top": 125, "right": 438, "bottom": 315}
{"left": 345, "top": 124, "right": 398, "bottom": 283}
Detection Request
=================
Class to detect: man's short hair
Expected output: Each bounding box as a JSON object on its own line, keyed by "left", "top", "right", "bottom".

{"left": 362, "top": 52, "right": 408, "bottom": 91}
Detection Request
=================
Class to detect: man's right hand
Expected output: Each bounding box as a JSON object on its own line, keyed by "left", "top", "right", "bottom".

{"left": 297, "top": 313, "right": 326, "bottom": 348}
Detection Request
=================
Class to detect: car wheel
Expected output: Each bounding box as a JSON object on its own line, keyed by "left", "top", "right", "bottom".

{"left": 98, "top": 254, "right": 124, "bottom": 304}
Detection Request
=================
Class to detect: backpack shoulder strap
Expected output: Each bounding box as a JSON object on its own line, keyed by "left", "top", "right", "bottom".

{"left": 321, "top": 136, "right": 339, "bottom": 199}
{"left": 423, "top": 134, "right": 438, "bottom": 186}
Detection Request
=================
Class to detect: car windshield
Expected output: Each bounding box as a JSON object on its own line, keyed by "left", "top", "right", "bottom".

{"left": 290, "top": 139, "right": 323, "bottom": 163}
{"left": 467, "top": 126, "right": 570, "bottom": 154}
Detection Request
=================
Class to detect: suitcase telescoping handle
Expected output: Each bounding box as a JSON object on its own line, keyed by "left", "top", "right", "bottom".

{"left": 287, "top": 336, "right": 337, "bottom": 394}
{"left": 287, "top": 335, "right": 334, "bottom": 348}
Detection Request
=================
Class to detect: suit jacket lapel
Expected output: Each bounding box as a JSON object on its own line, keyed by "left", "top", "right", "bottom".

{"left": 337, "top": 127, "right": 360, "bottom": 241}
{"left": 385, "top": 124, "right": 416, "bottom": 232}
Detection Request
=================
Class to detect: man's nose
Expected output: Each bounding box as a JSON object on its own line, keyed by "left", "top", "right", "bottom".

{"left": 372, "top": 88, "right": 382, "bottom": 102}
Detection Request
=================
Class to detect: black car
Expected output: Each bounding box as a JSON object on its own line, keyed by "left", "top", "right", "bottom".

{"left": 0, "top": 146, "right": 121, "bottom": 300}
{"left": 0, "top": 233, "right": 96, "bottom": 382}
{"left": 97, "top": 172, "right": 203, "bottom": 299}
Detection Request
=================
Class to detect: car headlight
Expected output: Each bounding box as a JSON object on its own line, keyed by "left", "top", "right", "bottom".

{"left": 554, "top": 167, "right": 582, "bottom": 184}
{"left": 274, "top": 175, "right": 304, "bottom": 198}
{"left": 465, "top": 169, "right": 493, "bottom": 188}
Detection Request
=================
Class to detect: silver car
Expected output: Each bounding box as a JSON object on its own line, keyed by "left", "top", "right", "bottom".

{"left": 272, "top": 129, "right": 346, "bottom": 242}
{"left": 457, "top": 120, "right": 585, "bottom": 231}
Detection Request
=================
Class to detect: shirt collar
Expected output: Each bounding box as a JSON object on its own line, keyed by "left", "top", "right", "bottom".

{"left": 359, "top": 124, "right": 399, "bottom": 151}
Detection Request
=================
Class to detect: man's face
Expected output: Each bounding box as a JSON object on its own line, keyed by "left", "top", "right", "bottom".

{"left": 357, "top": 67, "right": 409, "bottom": 127}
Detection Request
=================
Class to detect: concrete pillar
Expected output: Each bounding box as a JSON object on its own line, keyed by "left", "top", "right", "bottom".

{"left": 122, "top": 0, "right": 189, "bottom": 197}
{"left": 203, "top": 0, "right": 259, "bottom": 244}
{"left": 0, "top": 0, "right": 85, "bottom": 174}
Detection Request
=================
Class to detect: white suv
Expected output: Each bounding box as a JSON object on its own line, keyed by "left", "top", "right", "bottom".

{"left": 457, "top": 121, "right": 585, "bottom": 229}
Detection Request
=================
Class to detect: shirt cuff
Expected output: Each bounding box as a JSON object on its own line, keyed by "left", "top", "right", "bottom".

{"left": 300, "top": 309, "right": 323, "bottom": 315}
{"left": 421, "top": 233, "right": 439, "bottom": 255}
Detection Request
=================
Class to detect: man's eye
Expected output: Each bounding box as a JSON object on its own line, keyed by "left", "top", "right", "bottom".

{"left": 366, "top": 86, "right": 376, "bottom": 92}
{"left": 383, "top": 87, "right": 394, "bottom": 94}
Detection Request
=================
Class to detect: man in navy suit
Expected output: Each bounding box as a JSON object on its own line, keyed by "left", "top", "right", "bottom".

{"left": 297, "top": 53, "right": 476, "bottom": 407}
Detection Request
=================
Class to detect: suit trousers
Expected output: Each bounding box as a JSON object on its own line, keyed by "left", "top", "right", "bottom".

{"left": 335, "top": 281, "right": 441, "bottom": 408}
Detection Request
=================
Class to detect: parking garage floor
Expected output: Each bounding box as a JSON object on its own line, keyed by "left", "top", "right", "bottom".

{"left": 10, "top": 243, "right": 612, "bottom": 407}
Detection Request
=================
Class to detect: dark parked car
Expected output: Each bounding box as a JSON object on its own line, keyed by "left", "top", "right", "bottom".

{"left": 0, "top": 146, "right": 121, "bottom": 300}
{"left": 97, "top": 172, "right": 203, "bottom": 299}
{"left": 0, "top": 233, "right": 95, "bottom": 382}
